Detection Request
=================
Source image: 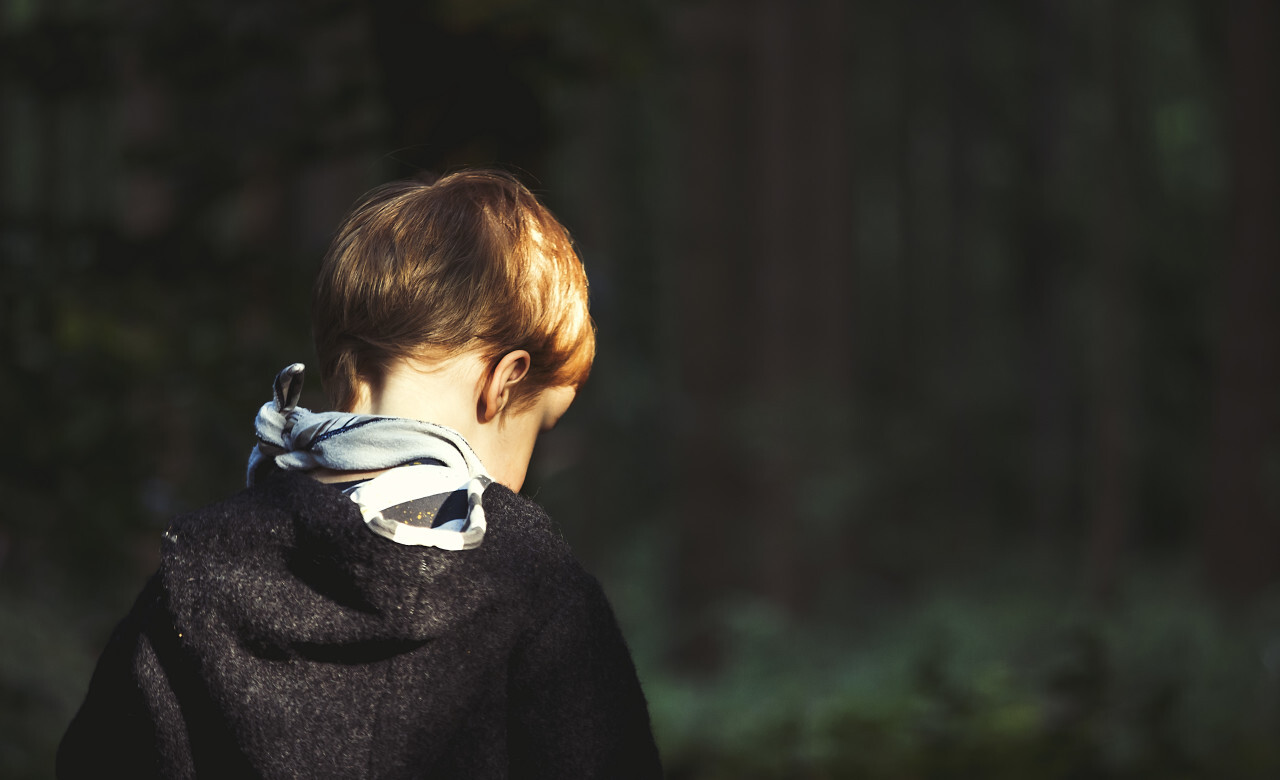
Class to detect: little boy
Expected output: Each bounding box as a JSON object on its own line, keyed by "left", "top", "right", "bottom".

{"left": 58, "top": 171, "right": 662, "bottom": 779}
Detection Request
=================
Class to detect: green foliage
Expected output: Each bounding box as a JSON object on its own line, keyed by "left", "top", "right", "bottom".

{"left": 643, "top": 564, "right": 1280, "bottom": 778}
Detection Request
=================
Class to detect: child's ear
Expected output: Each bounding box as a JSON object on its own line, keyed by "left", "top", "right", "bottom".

{"left": 479, "top": 350, "right": 531, "bottom": 423}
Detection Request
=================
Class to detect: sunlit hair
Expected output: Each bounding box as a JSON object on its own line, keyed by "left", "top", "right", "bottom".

{"left": 312, "top": 169, "right": 595, "bottom": 413}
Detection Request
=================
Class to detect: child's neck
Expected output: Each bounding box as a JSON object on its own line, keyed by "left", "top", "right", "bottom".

{"left": 332, "top": 353, "right": 542, "bottom": 492}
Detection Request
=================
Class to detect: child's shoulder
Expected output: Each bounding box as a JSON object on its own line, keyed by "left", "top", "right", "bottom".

{"left": 475, "top": 483, "right": 607, "bottom": 598}
{"left": 475, "top": 483, "right": 580, "bottom": 568}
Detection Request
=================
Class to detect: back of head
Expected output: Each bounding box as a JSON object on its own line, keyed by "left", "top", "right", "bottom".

{"left": 312, "top": 170, "right": 595, "bottom": 412}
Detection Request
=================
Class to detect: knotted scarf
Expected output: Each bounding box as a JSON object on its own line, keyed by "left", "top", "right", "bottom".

{"left": 247, "top": 363, "right": 492, "bottom": 550}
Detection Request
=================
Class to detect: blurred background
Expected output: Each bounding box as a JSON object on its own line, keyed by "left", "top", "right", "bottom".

{"left": 3, "top": 0, "right": 1279, "bottom": 776}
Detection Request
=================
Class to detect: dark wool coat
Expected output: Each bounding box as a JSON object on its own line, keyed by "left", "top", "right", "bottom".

{"left": 57, "top": 471, "right": 662, "bottom": 779}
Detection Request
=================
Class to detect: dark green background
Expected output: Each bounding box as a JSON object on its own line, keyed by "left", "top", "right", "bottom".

{"left": 3, "top": 0, "right": 1279, "bottom": 776}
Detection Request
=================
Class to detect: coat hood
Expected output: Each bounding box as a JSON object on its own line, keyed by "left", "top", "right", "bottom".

{"left": 158, "top": 472, "right": 538, "bottom": 658}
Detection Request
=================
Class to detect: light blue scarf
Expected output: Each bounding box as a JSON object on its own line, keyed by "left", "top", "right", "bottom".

{"left": 248, "top": 363, "right": 492, "bottom": 550}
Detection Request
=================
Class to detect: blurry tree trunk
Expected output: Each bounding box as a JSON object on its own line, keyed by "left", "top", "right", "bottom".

{"left": 885, "top": 0, "right": 920, "bottom": 545}
{"left": 1205, "top": 0, "right": 1280, "bottom": 599}
{"left": 748, "top": 0, "right": 853, "bottom": 615}
{"left": 1087, "top": 2, "right": 1137, "bottom": 603}
{"left": 804, "top": 0, "right": 857, "bottom": 588}
{"left": 943, "top": 0, "right": 980, "bottom": 527}
{"left": 1025, "top": 0, "right": 1073, "bottom": 544}
{"left": 894, "top": 3, "right": 918, "bottom": 397}
{"left": 669, "top": 3, "right": 752, "bottom": 672}
{"left": 670, "top": 0, "right": 855, "bottom": 669}
{"left": 750, "top": 0, "right": 806, "bottom": 614}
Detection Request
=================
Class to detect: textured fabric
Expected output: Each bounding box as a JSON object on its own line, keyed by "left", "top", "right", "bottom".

{"left": 57, "top": 472, "right": 662, "bottom": 779}
{"left": 248, "top": 363, "right": 492, "bottom": 550}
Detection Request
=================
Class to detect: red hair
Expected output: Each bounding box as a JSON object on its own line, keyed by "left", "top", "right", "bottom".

{"left": 312, "top": 170, "right": 594, "bottom": 412}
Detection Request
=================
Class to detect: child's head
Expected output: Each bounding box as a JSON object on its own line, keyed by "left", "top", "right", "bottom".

{"left": 312, "top": 170, "right": 594, "bottom": 413}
